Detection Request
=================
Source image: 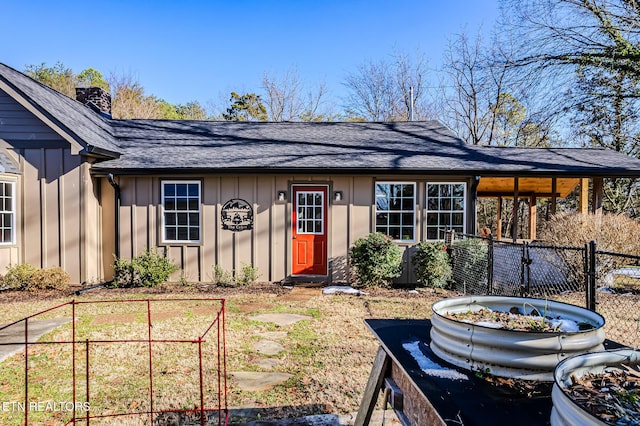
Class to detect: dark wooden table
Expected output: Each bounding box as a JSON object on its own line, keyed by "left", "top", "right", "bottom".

{"left": 355, "top": 319, "right": 558, "bottom": 426}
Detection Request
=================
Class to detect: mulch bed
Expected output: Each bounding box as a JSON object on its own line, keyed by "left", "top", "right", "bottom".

{"left": 562, "top": 363, "right": 640, "bottom": 425}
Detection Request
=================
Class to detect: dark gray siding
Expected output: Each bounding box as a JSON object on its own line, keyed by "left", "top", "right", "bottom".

{"left": 0, "top": 90, "right": 64, "bottom": 141}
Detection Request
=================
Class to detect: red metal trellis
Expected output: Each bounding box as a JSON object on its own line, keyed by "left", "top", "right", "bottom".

{"left": 0, "top": 297, "right": 228, "bottom": 425}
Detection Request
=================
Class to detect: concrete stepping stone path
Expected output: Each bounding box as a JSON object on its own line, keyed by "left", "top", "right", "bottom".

{"left": 232, "top": 312, "right": 312, "bottom": 393}
{"left": 229, "top": 371, "right": 293, "bottom": 392}
{"left": 253, "top": 339, "right": 285, "bottom": 356}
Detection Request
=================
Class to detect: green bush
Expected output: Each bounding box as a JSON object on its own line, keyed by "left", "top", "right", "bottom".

{"left": 350, "top": 232, "right": 403, "bottom": 288}
{"left": 210, "top": 264, "right": 234, "bottom": 287}
{"left": 3, "top": 263, "right": 38, "bottom": 290}
{"left": 111, "top": 247, "right": 178, "bottom": 288}
{"left": 27, "top": 267, "right": 71, "bottom": 292}
{"left": 237, "top": 263, "right": 260, "bottom": 286}
{"left": 450, "top": 238, "right": 488, "bottom": 289}
{"left": 413, "top": 241, "right": 452, "bottom": 288}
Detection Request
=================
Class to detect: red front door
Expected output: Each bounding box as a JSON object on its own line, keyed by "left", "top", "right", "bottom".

{"left": 292, "top": 185, "right": 328, "bottom": 276}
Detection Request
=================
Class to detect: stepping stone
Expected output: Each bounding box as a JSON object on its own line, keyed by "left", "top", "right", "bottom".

{"left": 250, "top": 313, "right": 311, "bottom": 327}
{"left": 0, "top": 318, "right": 71, "bottom": 363}
{"left": 253, "top": 340, "right": 284, "bottom": 356}
{"left": 256, "top": 331, "right": 288, "bottom": 340}
{"left": 256, "top": 358, "right": 281, "bottom": 370}
{"left": 230, "top": 371, "right": 292, "bottom": 392}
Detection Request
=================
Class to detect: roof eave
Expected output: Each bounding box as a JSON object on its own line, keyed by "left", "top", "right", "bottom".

{"left": 89, "top": 166, "right": 640, "bottom": 177}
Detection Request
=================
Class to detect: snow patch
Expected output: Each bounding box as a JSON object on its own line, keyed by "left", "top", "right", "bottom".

{"left": 322, "top": 286, "right": 368, "bottom": 296}
{"left": 403, "top": 341, "right": 468, "bottom": 380}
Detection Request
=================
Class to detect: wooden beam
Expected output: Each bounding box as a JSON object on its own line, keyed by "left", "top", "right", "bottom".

{"left": 579, "top": 178, "right": 589, "bottom": 215}
{"left": 530, "top": 195, "right": 537, "bottom": 241}
{"left": 497, "top": 196, "right": 502, "bottom": 241}
{"left": 512, "top": 178, "right": 519, "bottom": 242}
{"left": 478, "top": 191, "right": 560, "bottom": 198}
{"left": 551, "top": 178, "right": 557, "bottom": 215}
{"left": 592, "top": 177, "right": 604, "bottom": 215}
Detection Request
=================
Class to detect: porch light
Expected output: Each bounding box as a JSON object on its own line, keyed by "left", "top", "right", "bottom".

{"left": 277, "top": 191, "right": 287, "bottom": 202}
{"left": 334, "top": 191, "right": 343, "bottom": 202}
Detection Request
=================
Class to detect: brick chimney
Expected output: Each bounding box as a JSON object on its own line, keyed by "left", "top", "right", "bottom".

{"left": 75, "top": 87, "right": 112, "bottom": 118}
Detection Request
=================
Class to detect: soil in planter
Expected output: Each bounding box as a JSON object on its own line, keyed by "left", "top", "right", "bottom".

{"left": 477, "top": 373, "right": 553, "bottom": 398}
{"left": 564, "top": 363, "right": 640, "bottom": 425}
{"left": 445, "top": 307, "right": 596, "bottom": 332}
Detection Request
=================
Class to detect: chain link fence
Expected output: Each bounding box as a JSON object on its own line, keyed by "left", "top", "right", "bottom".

{"left": 592, "top": 249, "right": 640, "bottom": 348}
{"left": 447, "top": 232, "right": 640, "bottom": 348}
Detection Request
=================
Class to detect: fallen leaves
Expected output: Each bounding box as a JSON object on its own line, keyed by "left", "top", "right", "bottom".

{"left": 564, "top": 363, "right": 640, "bottom": 425}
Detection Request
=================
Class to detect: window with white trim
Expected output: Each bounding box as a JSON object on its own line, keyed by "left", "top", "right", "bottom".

{"left": 162, "top": 181, "right": 201, "bottom": 242}
{"left": 426, "top": 182, "right": 466, "bottom": 240}
{"left": 0, "top": 181, "right": 14, "bottom": 244}
{"left": 375, "top": 182, "right": 415, "bottom": 241}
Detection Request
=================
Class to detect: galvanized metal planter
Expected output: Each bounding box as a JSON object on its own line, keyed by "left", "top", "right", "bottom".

{"left": 551, "top": 349, "right": 640, "bottom": 426}
{"left": 430, "top": 296, "right": 605, "bottom": 381}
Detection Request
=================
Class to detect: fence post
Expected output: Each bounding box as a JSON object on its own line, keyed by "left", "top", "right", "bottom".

{"left": 520, "top": 242, "right": 531, "bottom": 295}
{"left": 587, "top": 240, "right": 597, "bottom": 311}
{"left": 487, "top": 234, "right": 494, "bottom": 295}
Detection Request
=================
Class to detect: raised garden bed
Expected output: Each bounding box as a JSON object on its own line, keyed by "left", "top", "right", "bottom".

{"left": 552, "top": 349, "right": 640, "bottom": 426}
{"left": 430, "top": 296, "right": 606, "bottom": 381}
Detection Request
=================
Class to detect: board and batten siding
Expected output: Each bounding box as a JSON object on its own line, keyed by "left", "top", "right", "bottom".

{"left": 108, "top": 175, "right": 378, "bottom": 283}
{"left": 108, "top": 174, "right": 476, "bottom": 284}
{"left": 0, "top": 89, "right": 104, "bottom": 283}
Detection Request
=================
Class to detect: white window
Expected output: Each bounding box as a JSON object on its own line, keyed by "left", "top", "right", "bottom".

{"left": 162, "top": 181, "right": 201, "bottom": 243}
{"left": 426, "top": 182, "right": 466, "bottom": 240}
{"left": 0, "top": 181, "right": 14, "bottom": 244}
{"left": 296, "top": 191, "right": 324, "bottom": 234}
{"left": 375, "top": 182, "right": 415, "bottom": 241}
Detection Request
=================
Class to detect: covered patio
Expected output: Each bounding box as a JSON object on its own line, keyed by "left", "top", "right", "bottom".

{"left": 476, "top": 176, "right": 605, "bottom": 241}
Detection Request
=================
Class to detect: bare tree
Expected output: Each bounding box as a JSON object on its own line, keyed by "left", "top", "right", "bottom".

{"left": 343, "top": 49, "right": 432, "bottom": 121}
{"left": 505, "top": 0, "right": 640, "bottom": 80}
{"left": 502, "top": 0, "right": 640, "bottom": 214}
{"left": 261, "top": 67, "right": 334, "bottom": 121}
{"left": 108, "top": 72, "right": 164, "bottom": 119}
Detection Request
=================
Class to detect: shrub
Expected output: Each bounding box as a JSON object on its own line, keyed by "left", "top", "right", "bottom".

{"left": 112, "top": 247, "right": 178, "bottom": 288}
{"left": 3, "top": 263, "right": 38, "bottom": 290}
{"left": 450, "top": 238, "right": 488, "bottom": 290}
{"left": 210, "top": 263, "right": 260, "bottom": 287}
{"left": 538, "top": 212, "right": 640, "bottom": 284}
{"left": 350, "top": 232, "right": 402, "bottom": 288}
{"left": 210, "top": 264, "right": 234, "bottom": 287}
{"left": 237, "top": 263, "right": 260, "bottom": 286}
{"left": 413, "top": 241, "right": 452, "bottom": 288}
{"left": 27, "top": 267, "right": 71, "bottom": 292}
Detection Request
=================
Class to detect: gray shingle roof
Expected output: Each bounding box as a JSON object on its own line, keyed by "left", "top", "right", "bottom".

{"left": 2, "top": 62, "right": 640, "bottom": 177}
{"left": 91, "top": 120, "right": 640, "bottom": 177}
{"left": 0, "top": 63, "right": 120, "bottom": 157}
{"left": 0, "top": 151, "right": 20, "bottom": 174}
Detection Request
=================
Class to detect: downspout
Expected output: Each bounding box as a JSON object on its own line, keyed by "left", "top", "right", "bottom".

{"left": 107, "top": 173, "right": 120, "bottom": 259}
{"left": 471, "top": 176, "right": 480, "bottom": 235}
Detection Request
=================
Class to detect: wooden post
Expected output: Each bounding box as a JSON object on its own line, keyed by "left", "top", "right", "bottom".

{"left": 579, "top": 178, "right": 589, "bottom": 215}
{"left": 529, "top": 195, "right": 537, "bottom": 241}
{"left": 592, "top": 177, "right": 603, "bottom": 215}
{"left": 355, "top": 346, "right": 391, "bottom": 426}
{"left": 551, "top": 178, "right": 557, "bottom": 216}
{"left": 496, "top": 196, "right": 502, "bottom": 241}
{"left": 512, "top": 178, "right": 519, "bottom": 242}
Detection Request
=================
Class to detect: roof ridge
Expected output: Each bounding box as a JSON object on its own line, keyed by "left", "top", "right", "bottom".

{"left": 0, "top": 62, "right": 121, "bottom": 157}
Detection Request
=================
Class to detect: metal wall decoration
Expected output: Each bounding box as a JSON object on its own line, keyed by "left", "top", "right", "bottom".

{"left": 221, "top": 198, "right": 253, "bottom": 231}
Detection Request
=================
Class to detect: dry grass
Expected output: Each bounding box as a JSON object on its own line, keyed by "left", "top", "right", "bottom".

{"left": 0, "top": 283, "right": 637, "bottom": 424}
{"left": 0, "top": 284, "right": 445, "bottom": 424}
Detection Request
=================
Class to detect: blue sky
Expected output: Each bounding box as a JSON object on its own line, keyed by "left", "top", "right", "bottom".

{"left": 2, "top": 1, "right": 500, "bottom": 108}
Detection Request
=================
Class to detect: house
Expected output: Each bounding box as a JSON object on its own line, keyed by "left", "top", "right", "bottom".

{"left": 1, "top": 62, "right": 640, "bottom": 285}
